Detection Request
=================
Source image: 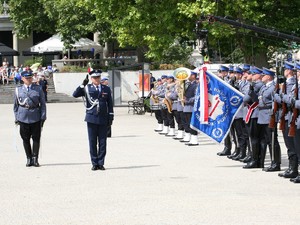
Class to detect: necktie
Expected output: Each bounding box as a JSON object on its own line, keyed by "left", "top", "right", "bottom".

{"left": 27, "top": 87, "right": 29, "bottom": 92}
{"left": 96, "top": 86, "right": 100, "bottom": 95}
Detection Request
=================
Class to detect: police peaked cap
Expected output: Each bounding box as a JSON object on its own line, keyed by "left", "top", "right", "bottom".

{"left": 249, "top": 66, "right": 263, "bottom": 74}
{"left": 295, "top": 61, "right": 300, "bottom": 70}
{"left": 234, "top": 67, "right": 243, "bottom": 74}
{"left": 89, "top": 69, "right": 102, "bottom": 77}
{"left": 229, "top": 65, "right": 234, "bottom": 72}
{"left": 161, "top": 75, "right": 168, "bottom": 79}
{"left": 21, "top": 71, "right": 33, "bottom": 77}
{"left": 242, "top": 64, "right": 251, "bottom": 71}
{"left": 101, "top": 77, "right": 109, "bottom": 81}
{"left": 262, "top": 67, "right": 275, "bottom": 77}
{"left": 284, "top": 61, "right": 294, "bottom": 70}
{"left": 167, "top": 75, "right": 175, "bottom": 79}
{"left": 219, "top": 65, "right": 229, "bottom": 72}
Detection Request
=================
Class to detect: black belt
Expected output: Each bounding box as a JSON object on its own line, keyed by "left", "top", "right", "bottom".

{"left": 20, "top": 105, "right": 39, "bottom": 109}
{"left": 258, "top": 106, "right": 272, "bottom": 110}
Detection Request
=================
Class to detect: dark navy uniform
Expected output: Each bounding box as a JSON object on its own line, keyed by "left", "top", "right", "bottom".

{"left": 13, "top": 71, "right": 46, "bottom": 167}
{"left": 73, "top": 70, "right": 114, "bottom": 170}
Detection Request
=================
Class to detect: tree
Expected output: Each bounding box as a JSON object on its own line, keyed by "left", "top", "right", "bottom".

{"left": 8, "top": 0, "right": 300, "bottom": 65}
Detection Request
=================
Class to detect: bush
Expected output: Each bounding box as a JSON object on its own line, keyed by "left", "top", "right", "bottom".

{"left": 24, "top": 57, "right": 43, "bottom": 67}
{"left": 60, "top": 66, "right": 89, "bottom": 73}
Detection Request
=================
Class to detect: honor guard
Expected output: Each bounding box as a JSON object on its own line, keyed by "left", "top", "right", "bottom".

{"left": 158, "top": 75, "right": 169, "bottom": 134}
{"left": 239, "top": 64, "right": 252, "bottom": 163}
{"left": 274, "top": 61, "right": 297, "bottom": 178}
{"left": 150, "top": 77, "right": 164, "bottom": 132}
{"left": 164, "top": 75, "right": 177, "bottom": 137}
{"left": 230, "top": 66, "right": 248, "bottom": 161}
{"left": 181, "top": 70, "right": 199, "bottom": 146}
{"left": 243, "top": 67, "right": 265, "bottom": 169}
{"left": 217, "top": 65, "right": 233, "bottom": 156}
{"left": 290, "top": 61, "right": 300, "bottom": 183}
{"left": 73, "top": 69, "right": 114, "bottom": 171}
{"left": 13, "top": 71, "right": 47, "bottom": 167}
{"left": 259, "top": 68, "right": 281, "bottom": 171}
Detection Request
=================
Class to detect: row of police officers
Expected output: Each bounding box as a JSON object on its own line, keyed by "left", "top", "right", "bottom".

{"left": 150, "top": 62, "right": 300, "bottom": 184}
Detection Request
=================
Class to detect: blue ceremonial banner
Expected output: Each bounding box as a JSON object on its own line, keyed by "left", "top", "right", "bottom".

{"left": 190, "top": 70, "right": 244, "bottom": 143}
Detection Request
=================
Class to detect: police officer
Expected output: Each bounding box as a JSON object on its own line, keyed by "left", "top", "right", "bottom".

{"left": 259, "top": 68, "right": 281, "bottom": 172}
{"left": 274, "top": 61, "right": 297, "bottom": 178}
{"left": 13, "top": 71, "right": 46, "bottom": 167}
{"left": 151, "top": 77, "right": 164, "bottom": 132}
{"left": 231, "top": 66, "right": 248, "bottom": 161}
{"left": 217, "top": 65, "right": 233, "bottom": 156}
{"left": 101, "top": 76, "right": 112, "bottom": 138}
{"left": 181, "top": 70, "right": 199, "bottom": 146}
{"left": 73, "top": 69, "right": 114, "bottom": 171}
{"left": 290, "top": 62, "right": 300, "bottom": 183}
{"left": 243, "top": 66, "right": 265, "bottom": 169}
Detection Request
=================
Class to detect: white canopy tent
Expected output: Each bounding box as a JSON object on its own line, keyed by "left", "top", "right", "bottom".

{"left": 30, "top": 34, "right": 101, "bottom": 53}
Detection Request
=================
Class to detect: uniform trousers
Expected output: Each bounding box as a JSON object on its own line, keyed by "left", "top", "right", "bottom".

{"left": 154, "top": 110, "right": 163, "bottom": 124}
{"left": 232, "top": 118, "right": 247, "bottom": 151}
{"left": 294, "top": 129, "right": 300, "bottom": 164}
{"left": 167, "top": 110, "right": 175, "bottom": 128}
{"left": 282, "top": 121, "right": 298, "bottom": 160}
{"left": 174, "top": 110, "right": 184, "bottom": 130}
{"left": 161, "top": 108, "right": 169, "bottom": 126}
{"left": 184, "top": 112, "right": 197, "bottom": 135}
{"left": 87, "top": 122, "right": 107, "bottom": 166}
{"left": 19, "top": 121, "right": 42, "bottom": 158}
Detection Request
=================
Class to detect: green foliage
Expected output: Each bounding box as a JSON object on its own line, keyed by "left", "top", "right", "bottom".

{"left": 59, "top": 65, "right": 88, "bottom": 73}
{"left": 8, "top": 0, "right": 300, "bottom": 65}
{"left": 23, "top": 57, "right": 43, "bottom": 67}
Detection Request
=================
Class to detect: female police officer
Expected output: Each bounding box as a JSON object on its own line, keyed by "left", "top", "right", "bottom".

{"left": 73, "top": 69, "right": 114, "bottom": 171}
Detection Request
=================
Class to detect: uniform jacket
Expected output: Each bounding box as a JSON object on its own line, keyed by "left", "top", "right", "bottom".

{"left": 244, "top": 80, "right": 264, "bottom": 118}
{"left": 73, "top": 84, "right": 113, "bottom": 125}
{"left": 183, "top": 80, "right": 198, "bottom": 113}
{"left": 13, "top": 84, "right": 46, "bottom": 123}
{"left": 274, "top": 77, "right": 295, "bottom": 121}
{"left": 257, "top": 81, "right": 275, "bottom": 125}
{"left": 166, "top": 83, "right": 178, "bottom": 111}
{"left": 288, "top": 82, "right": 300, "bottom": 128}
{"left": 235, "top": 80, "right": 246, "bottom": 119}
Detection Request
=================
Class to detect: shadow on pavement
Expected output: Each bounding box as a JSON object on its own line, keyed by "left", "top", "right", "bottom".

{"left": 107, "top": 165, "right": 160, "bottom": 170}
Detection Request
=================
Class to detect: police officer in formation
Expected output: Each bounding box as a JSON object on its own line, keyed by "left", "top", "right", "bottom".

{"left": 151, "top": 70, "right": 199, "bottom": 146}
{"left": 150, "top": 78, "right": 164, "bottom": 132}
{"left": 13, "top": 71, "right": 47, "bottom": 167}
{"left": 73, "top": 69, "right": 114, "bottom": 171}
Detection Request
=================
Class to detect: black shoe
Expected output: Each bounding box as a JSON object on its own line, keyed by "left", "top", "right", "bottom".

{"left": 283, "top": 170, "right": 298, "bottom": 179}
{"left": 240, "top": 155, "right": 252, "bottom": 163}
{"left": 217, "top": 148, "right": 231, "bottom": 156}
{"left": 32, "top": 157, "right": 40, "bottom": 167}
{"left": 98, "top": 165, "right": 105, "bottom": 170}
{"left": 243, "top": 161, "right": 259, "bottom": 169}
{"left": 278, "top": 168, "right": 291, "bottom": 177}
{"left": 290, "top": 176, "right": 300, "bottom": 183}
{"left": 91, "top": 165, "right": 99, "bottom": 171}
{"left": 26, "top": 158, "right": 33, "bottom": 167}
{"left": 264, "top": 164, "right": 280, "bottom": 172}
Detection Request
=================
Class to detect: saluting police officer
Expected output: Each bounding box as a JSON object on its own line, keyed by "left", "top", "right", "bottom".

{"left": 73, "top": 69, "right": 114, "bottom": 171}
{"left": 13, "top": 71, "right": 47, "bottom": 167}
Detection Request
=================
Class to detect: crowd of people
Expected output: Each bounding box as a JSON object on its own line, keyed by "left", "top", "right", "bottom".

{"left": 1, "top": 59, "right": 51, "bottom": 102}
{"left": 150, "top": 63, "right": 300, "bottom": 184}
